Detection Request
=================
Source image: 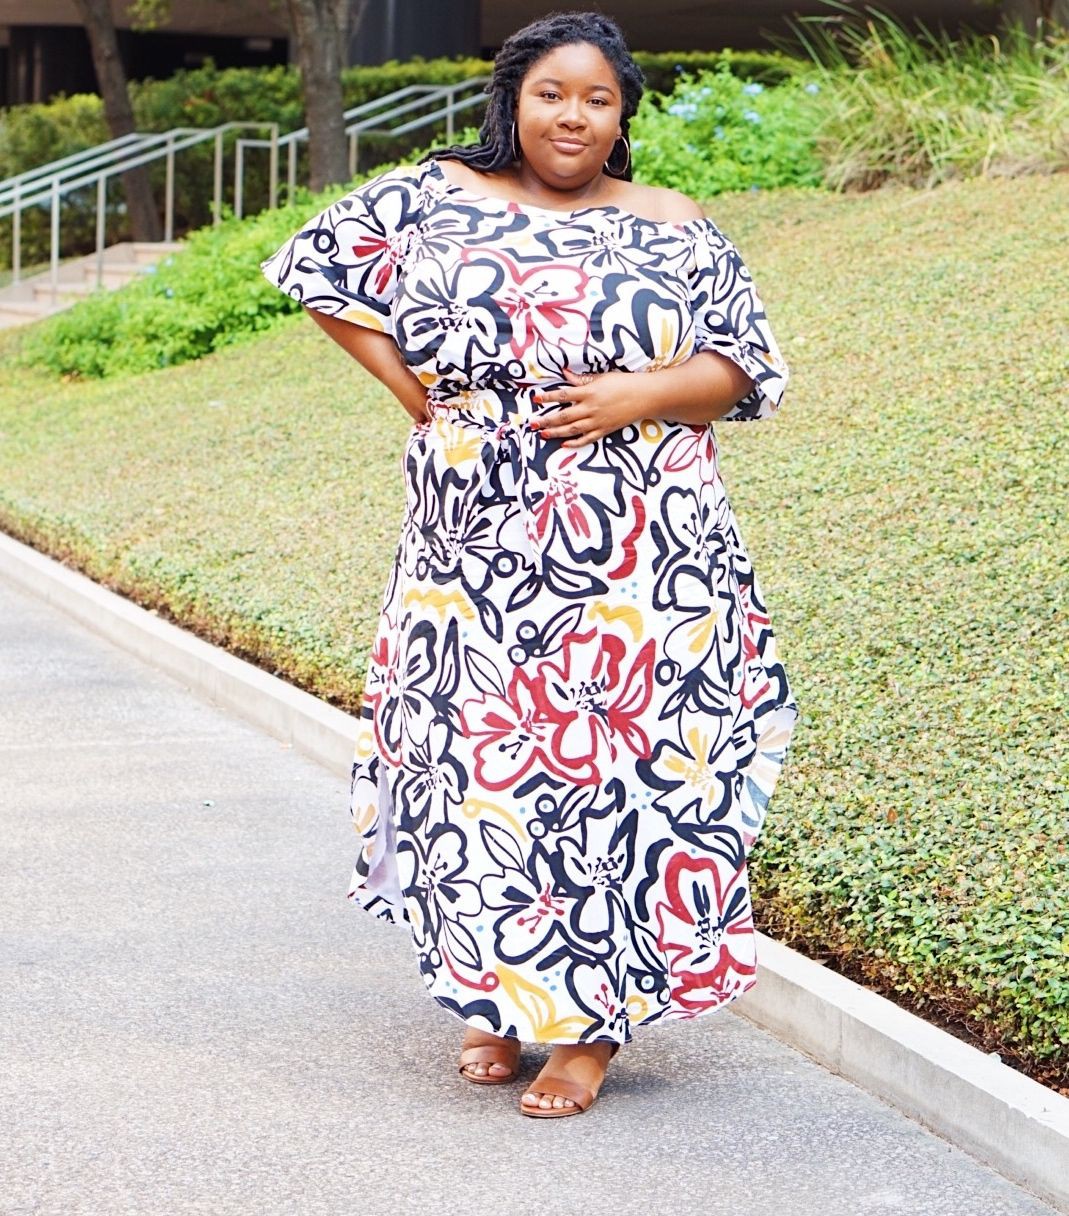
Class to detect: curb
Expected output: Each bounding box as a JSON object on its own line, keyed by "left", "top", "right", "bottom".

{"left": 3, "top": 528, "right": 1068, "bottom": 1213}
{"left": 0, "top": 533, "right": 357, "bottom": 777}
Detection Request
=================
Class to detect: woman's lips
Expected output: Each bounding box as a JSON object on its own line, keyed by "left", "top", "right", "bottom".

{"left": 550, "top": 138, "right": 588, "bottom": 154}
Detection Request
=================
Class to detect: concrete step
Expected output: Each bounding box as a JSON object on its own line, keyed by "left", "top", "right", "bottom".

{"left": 0, "top": 240, "right": 183, "bottom": 329}
{"left": 126, "top": 240, "right": 184, "bottom": 265}
{"left": 31, "top": 280, "right": 98, "bottom": 301}
{"left": 78, "top": 261, "right": 155, "bottom": 290}
{"left": 0, "top": 299, "right": 64, "bottom": 329}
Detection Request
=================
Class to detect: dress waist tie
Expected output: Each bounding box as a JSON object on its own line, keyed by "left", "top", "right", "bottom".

{"left": 430, "top": 386, "right": 553, "bottom": 575}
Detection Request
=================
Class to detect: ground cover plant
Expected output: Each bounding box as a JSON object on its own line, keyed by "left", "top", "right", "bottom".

{"left": 1, "top": 173, "right": 1066, "bottom": 1091}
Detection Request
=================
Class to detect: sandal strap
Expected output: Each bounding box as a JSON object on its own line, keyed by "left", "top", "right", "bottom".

{"left": 458, "top": 1043, "right": 519, "bottom": 1072}
{"left": 525, "top": 1074, "right": 595, "bottom": 1111}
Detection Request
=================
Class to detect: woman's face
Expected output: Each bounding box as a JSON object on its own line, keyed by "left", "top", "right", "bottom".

{"left": 514, "top": 41, "right": 623, "bottom": 189}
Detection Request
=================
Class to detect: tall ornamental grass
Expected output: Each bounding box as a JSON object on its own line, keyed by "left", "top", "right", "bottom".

{"left": 790, "top": 7, "right": 1069, "bottom": 188}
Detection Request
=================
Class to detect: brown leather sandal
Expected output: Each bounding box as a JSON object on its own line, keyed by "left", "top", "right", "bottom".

{"left": 519, "top": 1042, "right": 620, "bottom": 1117}
{"left": 458, "top": 1037, "right": 522, "bottom": 1085}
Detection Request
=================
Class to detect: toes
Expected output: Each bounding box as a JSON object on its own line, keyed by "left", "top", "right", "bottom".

{"left": 521, "top": 1088, "right": 575, "bottom": 1110}
{"left": 487, "top": 1062, "right": 511, "bottom": 1076}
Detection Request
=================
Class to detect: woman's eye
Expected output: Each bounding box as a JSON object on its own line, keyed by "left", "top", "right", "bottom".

{"left": 540, "top": 91, "right": 561, "bottom": 101}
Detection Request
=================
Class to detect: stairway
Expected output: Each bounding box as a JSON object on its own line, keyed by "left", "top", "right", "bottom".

{"left": 0, "top": 241, "right": 184, "bottom": 330}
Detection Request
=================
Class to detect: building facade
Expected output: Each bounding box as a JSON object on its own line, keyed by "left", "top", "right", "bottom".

{"left": 0, "top": 0, "right": 1024, "bottom": 109}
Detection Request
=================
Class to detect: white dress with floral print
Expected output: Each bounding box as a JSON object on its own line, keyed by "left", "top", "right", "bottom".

{"left": 261, "top": 158, "right": 797, "bottom": 1045}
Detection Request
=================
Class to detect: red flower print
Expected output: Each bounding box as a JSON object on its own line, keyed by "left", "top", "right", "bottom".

{"left": 460, "top": 666, "right": 561, "bottom": 791}
{"left": 527, "top": 452, "right": 599, "bottom": 549}
{"left": 655, "top": 852, "right": 756, "bottom": 1013}
{"left": 533, "top": 629, "right": 656, "bottom": 783}
{"left": 662, "top": 424, "right": 718, "bottom": 484}
{"left": 472, "top": 248, "right": 590, "bottom": 358}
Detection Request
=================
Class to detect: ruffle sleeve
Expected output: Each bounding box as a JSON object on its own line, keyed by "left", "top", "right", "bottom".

{"left": 259, "top": 164, "right": 426, "bottom": 336}
{"left": 688, "top": 217, "right": 789, "bottom": 421}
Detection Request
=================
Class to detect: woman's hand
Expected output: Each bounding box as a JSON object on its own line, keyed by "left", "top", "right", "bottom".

{"left": 532, "top": 368, "right": 648, "bottom": 447}
{"left": 533, "top": 354, "right": 756, "bottom": 446}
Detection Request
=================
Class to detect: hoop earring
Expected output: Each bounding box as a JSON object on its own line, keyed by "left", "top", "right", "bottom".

{"left": 511, "top": 120, "right": 521, "bottom": 162}
{"left": 605, "top": 135, "right": 631, "bottom": 176}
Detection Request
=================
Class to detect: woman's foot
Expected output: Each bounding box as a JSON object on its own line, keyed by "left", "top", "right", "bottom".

{"left": 458, "top": 1026, "right": 521, "bottom": 1082}
{"left": 520, "top": 1041, "right": 619, "bottom": 1113}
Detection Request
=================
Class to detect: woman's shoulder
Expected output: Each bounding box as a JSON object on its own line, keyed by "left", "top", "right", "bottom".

{"left": 613, "top": 182, "right": 706, "bottom": 224}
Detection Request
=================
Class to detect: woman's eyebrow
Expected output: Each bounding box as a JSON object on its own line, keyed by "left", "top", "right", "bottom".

{"left": 529, "top": 77, "right": 618, "bottom": 94}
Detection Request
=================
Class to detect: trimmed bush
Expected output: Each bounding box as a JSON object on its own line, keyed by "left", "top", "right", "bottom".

{"left": 632, "top": 49, "right": 803, "bottom": 93}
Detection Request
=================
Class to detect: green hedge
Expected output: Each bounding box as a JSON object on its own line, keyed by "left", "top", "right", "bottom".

{"left": 0, "top": 50, "right": 802, "bottom": 267}
{"left": 633, "top": 48, "right": 803, "bottom": 93}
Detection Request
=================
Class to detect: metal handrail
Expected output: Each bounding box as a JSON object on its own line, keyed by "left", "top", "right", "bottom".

{"left": 0, "top": 131, "right": 188, "bottom": 212}
{"left": 1, "top": 122, "right": 278, "bottom": 298}
{"left": 236, "top": 77, "right": 489, "bottom": 210}
{"left": 385, "top": 90, "right": 489, "bottom": 139}
{"left": 0, "top": 132, "right": 149, "bottom": 197}
{"left": 0, "top": 76, "right": 490, "bottom": 299}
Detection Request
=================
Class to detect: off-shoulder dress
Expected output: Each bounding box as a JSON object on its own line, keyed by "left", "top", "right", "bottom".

{"left": 261, "top": 157, "right": 797, "bottom": 1045}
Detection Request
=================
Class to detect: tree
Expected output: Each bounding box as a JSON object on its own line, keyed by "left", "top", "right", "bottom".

{"left": 286, "top": 0, "right": 361, "bottom": 190}
{"left": 73, "top": 0, "right": 162, "bottom": 243}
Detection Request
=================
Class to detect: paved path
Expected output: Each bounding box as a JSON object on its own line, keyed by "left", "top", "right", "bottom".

{"left": 0, "top": 574, "right": 1060, "bottom": 1216}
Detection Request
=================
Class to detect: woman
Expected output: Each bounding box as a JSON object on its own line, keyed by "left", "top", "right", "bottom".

{"left": 261, "top": 10, "right": 796, "bottom": 1119}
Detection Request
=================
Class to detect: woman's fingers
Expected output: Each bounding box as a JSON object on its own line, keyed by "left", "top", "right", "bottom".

{"left": 533, "top": 389, "right": 579, "bottom": 407}
{"left": 562, "top": 426, "right": 604, "bottom": 448}
{"left": 534, "top": 408, "right": 592, "bottom": 438}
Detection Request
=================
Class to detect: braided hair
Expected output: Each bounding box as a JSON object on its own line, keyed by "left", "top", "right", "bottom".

{"left": 430, "top": 11, "right": 645, "bottom": 182}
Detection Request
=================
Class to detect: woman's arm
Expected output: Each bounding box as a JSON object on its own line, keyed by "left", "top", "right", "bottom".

{"left": 305, "top": 307, "right": 430, "bottom": 424}
{"left": 532, "top": 353, "right": 755, "bottom": 447}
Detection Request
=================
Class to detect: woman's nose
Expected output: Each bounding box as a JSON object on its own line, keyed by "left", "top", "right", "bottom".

{"left": 558, "top": 100, "right": 585, "bottom": 127}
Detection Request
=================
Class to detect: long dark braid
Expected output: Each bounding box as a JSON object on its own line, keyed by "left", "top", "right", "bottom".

{"left": 429, "top": 11, "right": 645, "bottom": 182}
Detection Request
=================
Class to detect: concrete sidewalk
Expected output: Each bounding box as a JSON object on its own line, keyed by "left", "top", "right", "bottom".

{"left": 0, "top": 574, "right": 1060, "bottom": 1216}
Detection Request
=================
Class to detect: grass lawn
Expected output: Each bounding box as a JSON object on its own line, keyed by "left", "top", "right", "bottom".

{"left": 1, "top": 172, "right": 1066, "bottom": 1089}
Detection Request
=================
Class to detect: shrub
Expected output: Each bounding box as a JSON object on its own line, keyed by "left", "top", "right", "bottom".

{"left": 631, "top": 66, "right": 825, "bottom": 196}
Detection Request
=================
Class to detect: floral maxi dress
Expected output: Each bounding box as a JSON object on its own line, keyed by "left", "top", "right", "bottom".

{"left": 261, "top": 158, "right": 797, "bottom": 1045}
